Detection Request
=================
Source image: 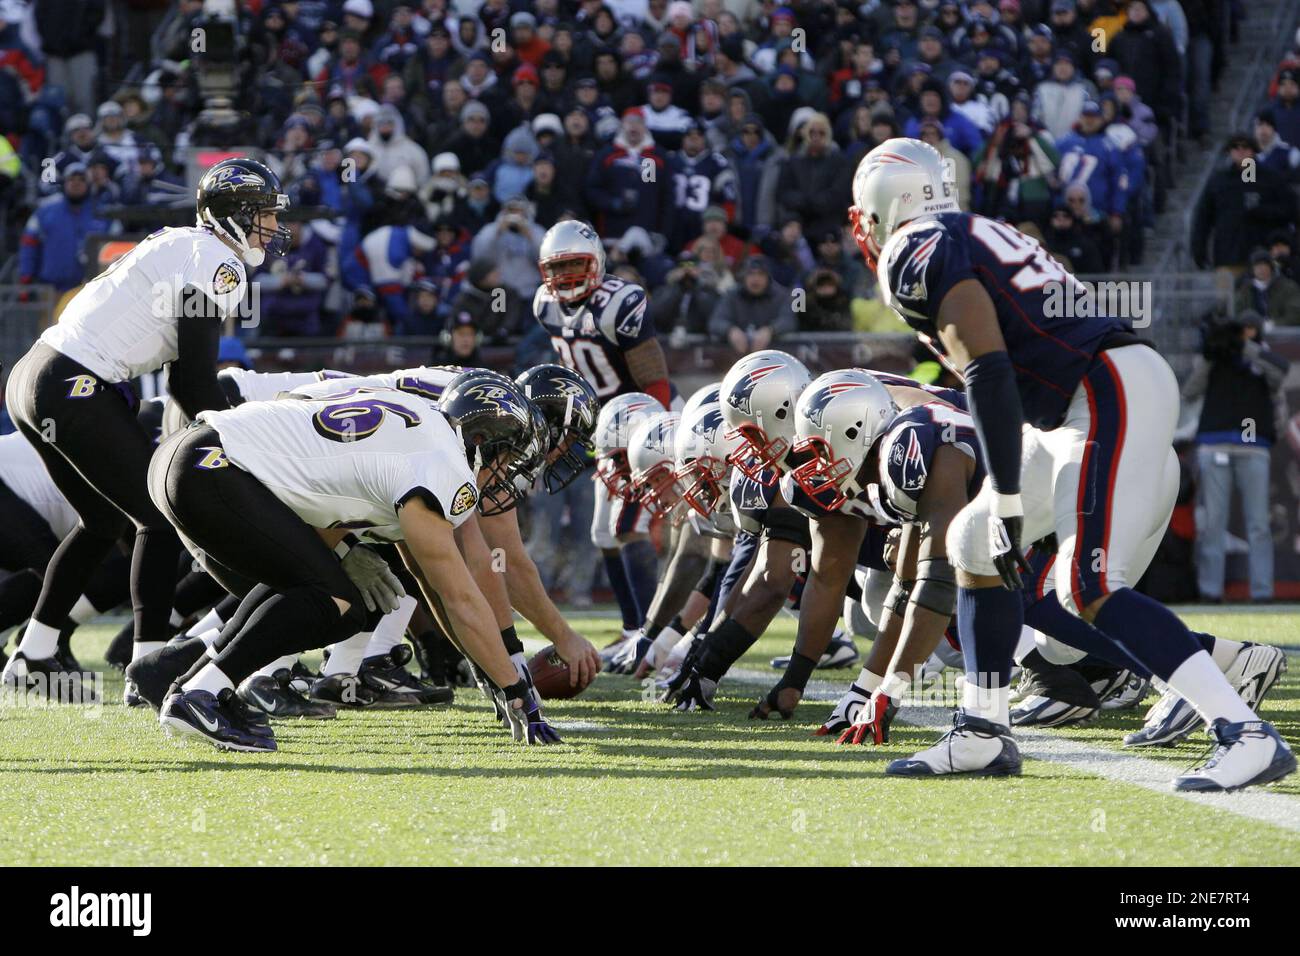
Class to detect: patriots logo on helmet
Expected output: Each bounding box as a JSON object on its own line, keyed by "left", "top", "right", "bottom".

{"left": 692, "top": 408, "right": 723, "bottom": 441}
{"left": 648, "top": 423, "right": 672, "bottom": 454}
{"left": 802, "top": 381, "right": 869, "bottom": 429}
{"left": 727, "top": 363, "right": 782, "bottom": 416}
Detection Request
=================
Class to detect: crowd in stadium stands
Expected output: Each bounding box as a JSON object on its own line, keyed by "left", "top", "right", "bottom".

{"left": 0, "top": 0, "right": 1251, "bottom": 348}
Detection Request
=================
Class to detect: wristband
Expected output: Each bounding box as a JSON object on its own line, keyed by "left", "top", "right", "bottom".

{"left": 503, "top": 678, "right": 530, "bottom": 702}
{"left": 991, "top": 492, "right": 1024, "bottom": 519}
{"left": 500, "top": 624, "right": 523, "bottom": 656}
{"left": 333, "top": 533, "right": 361, "bottom": 559}
{"left": 774, "top": 651, "right": 817, "bottom": 694}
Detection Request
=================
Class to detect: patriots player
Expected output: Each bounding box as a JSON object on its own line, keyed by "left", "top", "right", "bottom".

{"left": 2, "top": 158, "right": 288, "bottom": 701}
{"left": 535, "top": 219, "right": 676, "bottom": 645}
{"left": 668, "top": 119, "right": 739, "bottom": 250}
{"left": 853, "top": 138, "right": 1293, "bottom": 791}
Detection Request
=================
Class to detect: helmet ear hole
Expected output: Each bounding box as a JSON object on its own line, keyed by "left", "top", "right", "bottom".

{"left": 845, "top": 426, "right": 859, "bottom": 441}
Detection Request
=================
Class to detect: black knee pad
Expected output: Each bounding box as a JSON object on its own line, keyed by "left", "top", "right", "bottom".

{"left": 760, "top": 506, "right": 811, "bottom": 550}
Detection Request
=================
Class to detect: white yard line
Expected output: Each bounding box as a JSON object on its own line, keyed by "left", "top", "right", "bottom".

{"left": 727, "top": 667, "right": 1300, "bottom": 835}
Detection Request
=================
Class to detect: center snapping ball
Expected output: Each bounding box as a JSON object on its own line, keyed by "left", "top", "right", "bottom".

{"left": 527, "top": 645, "right": 592, "bottom": 700}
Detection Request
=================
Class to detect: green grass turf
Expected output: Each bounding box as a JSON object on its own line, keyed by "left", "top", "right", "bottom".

{"left": 0, "top": 610, "right": 1297, "bottom": 866}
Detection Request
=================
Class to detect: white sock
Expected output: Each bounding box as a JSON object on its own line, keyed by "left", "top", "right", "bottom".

{"left": 69, "top": 595, "right": 99, "bottom": 625}
{"left": 363, "top": 597, "right": 417, "bottom": 659}
{"left": 169, "top": 609, "right": 184, "bottom": 629}
{"left": 1012, "top": 626, "right": 1038, "bottom": 665}
{"left": 132, "top": 641, "right": 165, "bottom": 663}
{"left": 251, "top": 654, "right": 298, "bottom": 680}
{"left": 880, "top": 671, "right": 911, "bottom": 701}
{"left": 1208, "top": 637, "right": 1245, "bottom": 672}
{"left": 962, "top": 680, "right": 1010, "bottom": 727}
{"left": 186, "top": 608, "right": 224, "bottom": 639}
{"left": 183, "top": 661, "right": 234, "bottom": 696}
{"left": 16, "top": 620, "right": 60, "bottom": 659}
{"left": 195, "top": 627, "right": 221, "bottom": 649}
{"left": 323, "top": 631, "right": 372, "bottom": 677}
{"left": 1165, "top": 651, "right": 1256, "bottom": 725}
{"left": 855, "top": 667, "right": 884, "bottom": 692}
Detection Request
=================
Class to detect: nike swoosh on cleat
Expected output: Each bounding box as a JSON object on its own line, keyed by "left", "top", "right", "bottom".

{"left": 252, "top": 691, "right": 278, "bottom": 711}
{"left": 188, "top": 701, "right": 221, "bottom": 732}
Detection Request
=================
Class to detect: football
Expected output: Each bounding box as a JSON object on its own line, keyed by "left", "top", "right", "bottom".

{"left": 527, "top": 645, "right": 590, "bottom": 700}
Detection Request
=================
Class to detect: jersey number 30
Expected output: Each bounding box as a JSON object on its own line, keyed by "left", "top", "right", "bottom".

{"left": 552, "top": 338, "right": 621, "bottom": 398}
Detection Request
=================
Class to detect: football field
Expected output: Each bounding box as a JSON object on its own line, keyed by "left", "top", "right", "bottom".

{"left": 1, "top": 609, "right": 1297, "bottom": 867}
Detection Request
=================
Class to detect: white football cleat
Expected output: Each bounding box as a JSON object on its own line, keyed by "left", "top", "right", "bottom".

{"left": 1173, "top": 719, "right": 1296, "bottom": 792}
{"left": 1123, "top": 682, "right": 1203, "bottom": 747}
{"left": 1223, "top": 643, "right": 1286, "bottom": 709}
{"left": 886, "top": 710, "right": 1021, "bottom": 777}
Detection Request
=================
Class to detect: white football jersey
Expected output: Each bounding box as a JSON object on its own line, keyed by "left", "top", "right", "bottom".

{"left": 41, "top": 227, "right": 248, "bottom": 383}
{"left": 221, "top": 368, "right": 344, "bottom": 403}
{"left": 0, "top": 433, "right": 78, "bottom": 540}
{"left": 289, "top": 366, "right": 462, "bottom": 402}
{"left": 198, "top": 388, "right": 478, "bottom": 539}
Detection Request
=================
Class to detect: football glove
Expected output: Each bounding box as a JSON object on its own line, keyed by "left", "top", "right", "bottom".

{"left": 815, "top": 682, "right": 872, "bottom": 736}
{"left": 340, "top": 544, "right": 406, "bottom": 613}
{"left": 607, "top": 635, "right": 648, "bottom": 674}
{"left": 671, "top": 669, "right": 717, "bottom": 711}
{"left": 496, "top": 677, "right": 562, "bottom": 745}
{"left": 989, "top": 513, "right": 1029, "bottom": 591}
{"left": 837, "top": 692, "right": 894, "bottom": 746}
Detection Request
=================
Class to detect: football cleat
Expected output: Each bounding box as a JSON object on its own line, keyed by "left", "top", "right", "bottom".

{"left": 0, "top": 651, "right": 98, "bottom": 704}
{"left": 1223, "top": 642, "right": 1287, "bottom": 709}
{"left": 159, "top": 688, "right": 276, "bottom": 753}
{"left": 1009, "top": 654, "right": 1101, "bottom": 727}
{"left": 1123, "top": 684, "right": 1203, "bottom": 747}
{"left": 1173, "top": 719, "right": 1296, "bottom": 792}
{"left": 358, "top": 645, "right": 455, "bottom": 707}
{"left": 238, "top": 669, "right": 337, "bottom": 719}
{"left": 287, "top": 660, "right": 321, "bottom": 697}
{"left": 816, "top": 682, "right": 872, "bottom": 736}
{"left": 125, "top": 637, "right": 208, "bottom": 711}
{"left": 771, "top": 635, "right": 859, "bottom": 671}
{"left": 104, "top": 624, "right": 134, "bottom": 671}
{"left": 1102, "top": 673, "right": 1150, "bottom": 711}
{"left": 886, "top": 710, "right": 1021, "bottom": 777}
{"left": 309, "top": 673, "right": 383, "bottom": 708}
{"left": 1078, "top": 663, "right": 1132, "bottom": 705}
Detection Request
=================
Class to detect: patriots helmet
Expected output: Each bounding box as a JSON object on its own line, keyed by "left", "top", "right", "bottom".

{"left": 848, "top": 138, "right": 956, "bottom": 271}
{"left": 719, "top": 350, "right": 811, "bottom": 485}
{"left": 789, "top": 369, "right": 897, "bottom": 511}
{"left": 674, "top": 400, "right": 743, "bottom": 520}
{"left": 538, "top": 219, "right": 606, "bottom": 304}
{"left": 592, "top": 391, "right": 665, "bottom": 499}
{"left": 627, "top": 412, "right": 682, "bottom": 518}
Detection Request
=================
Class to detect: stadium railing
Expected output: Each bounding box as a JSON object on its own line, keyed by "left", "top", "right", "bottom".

{"left": 0, "top": 284, "right": 56, "bottom": 375}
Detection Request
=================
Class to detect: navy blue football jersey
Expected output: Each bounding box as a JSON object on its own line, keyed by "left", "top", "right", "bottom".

{"left": 534, "top": 274, "right": 655, "bottom": 400}
{"left": 870, "top": 370, "right": 967, "bottom": 410}
{"left": 878, "top": 212, "right": 1129, "bottom": 429}
{"left": 876, "top": 402, "right": 985, "bottom": 523}
{"left": 670, "top": 149, "right": 738, "bottom": 244}
{"left": 729, "top": 468, "right": 778, "bottom": 534}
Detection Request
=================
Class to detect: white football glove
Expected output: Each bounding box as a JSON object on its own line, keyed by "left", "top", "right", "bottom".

{"left": 816, "top": 682, "right": 871, "bottom": 736}
{"left": 340, "top": 544, "right": 406, "bottom": 614}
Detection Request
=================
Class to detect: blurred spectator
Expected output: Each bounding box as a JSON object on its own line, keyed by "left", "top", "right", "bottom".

{"left": 403, "top": 278, "right": 447, "bottom": 338}
{"left": 85, "top": 151, "right": 122, "bottom": 216}
{"left": 358, "top": 169, "right": 437, "bottom": 325}
{"left": 1234, "top": 249, "right": 1300, "bottom": 328}
{"left": 1107, "top": 0, "right": 1182, "bottom": 128}
{"left": 1254, "top": 110, "right": 1300, "bottom": 180}
{"left": 337, "top": 286, "right": 392, "bottom": 339}
{"left": 761, "top": 216, "right": 816, "bottom": 288}
{"left": 369, "top": 105, "right": 431, "bottom": 187}
{"left": 449, "top": 259, "right": 517, "bottom": 343}
{"left": 470, "top": 197, "right": 546, "bottom": 319}
{"left": 948, "top": 71, "right": 995, "bottom": 135}
{"left": 1062, "top": 182, "right": 1111, "bottom": 266}
{"left": 434, "top": 308, "right": 484, "bottom": 365}
{"left": 1192, "top": 134, "right": 1298, "bottom": 272}
{"left": 973, "top": 95, "right": 1058, "bottom": 223}
{"left": 404, "top": 23, "right": 461, "bottom": 120}
{"left": 1105, "top": 118, "right": 1148, "bottom": 266}
{"left": 94, "top": 102, "right": 138, "bottom": 179}
{"left": 445, "top": 101, "right": 501, "bottom": 179}
{"left": 1183, "top": 0, "right": 1218, "bottom": 143}
{"left": 1111, "top": 75, "right": 1158, "bottom": 148}
{"left": 1048, "top": 0, "right": 1096, "bottom": 74}
{"left": 709, "top": 255, "right": 796, "bottom": 354}
{"left": 644, "top": 77, "right": 694, "bottom": 151}
{"left": 1043, "top": 202, "right": 1106, "bottom": 273}
{"left": 452, "top": 175, "right": 501, "bottom": 233}
{"left": 1182, "top": 311, "right": 1290, "bottom": 602}
{"left": 904, "top": 81, "right": 984, "bottom": 156}
{"left": 1057, "top": 101, "right": 1128, "bottom": 258}
{"left": 20, "top": 166, "right": 110, "bottom": 294}
{"left": 1268, "top": 68, "right": 1300, "bottom": 147}
{"left": 776, "top": 112, "right": 850, "bottom": 240}
{"left": 256, "top": 222, "right": 331, "bottom": 336}
{"left": 685, "top": 205, "right": 756, "bottom": 268}
{"left": 724, "top": 112, "right": 781, "bottom": 235}
{"left": 489, "top": 126, "right": 540, "bottom": 203}
{"left": 34, "top": 0, "right": 103, "bottom": 118}
{"left": 669, "top": 119, "right": 739, "bottom": 248}
{"left": 1033, "top": 51, "right": 1094, "bottom": 141}
{"left": 587, "top": 109, "right": 674, "bottom": 242}
{"left": 493, "top": 63, "right": 550, "bottom": 142}
{"left": 1268, "top": 231, "right": 1300, "bottom": 283}
{"left": 652, "top": 248, "right": 730, "bottom": 338}
{"left": 420, "top": 152, "right": 468, "bottom": 221}
{"left": 799, "top": 267, "right": 853, "bottom": 331}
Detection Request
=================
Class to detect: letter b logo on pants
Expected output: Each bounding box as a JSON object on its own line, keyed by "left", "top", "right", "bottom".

{"left": 66, "top": 375, "right": 98, "bottom": 398}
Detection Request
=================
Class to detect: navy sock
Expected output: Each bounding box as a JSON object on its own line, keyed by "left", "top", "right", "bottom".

{"left": 1193, "top": 631, "right": 1215, "bottom": 655}
{"left": 1090, "top": 588, "right": 1200, "bottom": 682}
{"left": 1024, "top": 593, "right": 1151, "bottom": 679}
{"left": 603, "top": 551, "right": 640, "bottom": 630}
{"left": 621, "top": 540, "right": 658, "bottom": 624}
{"left": 957, "top": 586, "right": 1024, "bottom": 689}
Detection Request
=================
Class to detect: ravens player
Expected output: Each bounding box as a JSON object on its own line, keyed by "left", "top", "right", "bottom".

{"left": 2, "top": 157, "right": 288, "bottom": 701}
{"left": 535, "top": 219, "right": 676, "bottom": 644}
{"left": 854, "top": 138, "right": 1293, "bottom": 791}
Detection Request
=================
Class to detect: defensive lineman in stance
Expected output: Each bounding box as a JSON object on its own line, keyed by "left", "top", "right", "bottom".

{"left": 852, "top": 138, "right": 1293, "bottom": 791}
{"left": 3, "top": 158, "right": 289, "bottom": 700}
